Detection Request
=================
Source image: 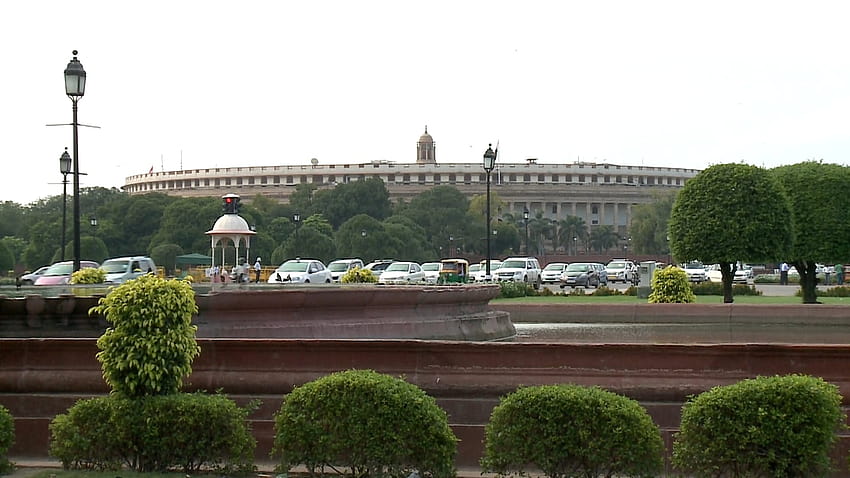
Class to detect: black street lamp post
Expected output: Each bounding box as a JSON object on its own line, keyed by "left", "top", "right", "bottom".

{"left": 64, "top": 51, "right": 86, "bottom": 272}
{"left": 523, "top": 207, "right": 530, "bottom": 255}
{"left": 293, "top": 213, "right": 301, "bottom": 256}
{"left": 59, "top": 149, "right": 71, "bottom": 261}
{"left": 573, "top": 236, "right": 577, "bottom": 256}
{"left": 483, "top": 144, "right": 497, "bottom": 280}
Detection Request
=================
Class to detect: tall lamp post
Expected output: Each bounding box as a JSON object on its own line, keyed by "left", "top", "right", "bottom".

{"left": 483, "top": 144, "right": 497, "bottom": 281}
{"left": 293, "top": 212, "right": 301, "bottom": 257}
{"left": 64, "top": 51, "right": 86, "bottom": 272}
{"left": 523, "top": 207, "right": 530, "bottom": 255}
{"left": 59, "top": 149, "right": 71, "bottom": 261}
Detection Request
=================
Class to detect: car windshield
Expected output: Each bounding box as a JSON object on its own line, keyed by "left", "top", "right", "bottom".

{"left": 566, "top": 263, "right": 591, "bottom": 272}
{"left": 44, "top": 263, "right": 74, "bottom": 276}
{"left": 607, "top": 262, "right": 626, "bottom": 270}
{"left": 385, "top": 263, "right": 412, "bottom": 272}
{"left": 101, "top": 260, "right": 129, "bottom": 273}
{"left": 469, "top": 264, "right": 481, "bottom": 272}
{"left": 422, "top": 263, "right": 441, "bottom": 271}
{"left": 685, "top": 262, "right": 705, "bottom": 269}
{"left": 544, "top": 264, "right": 565, "bottom": 271}
{"left": 328, "top": 262, "right": 350, "bottom": 272}
{"left": 501, "top": 260, "right": 526, "bottom": 269}
{"left": 278, "top": 262, "right": 309, "bottom": 273}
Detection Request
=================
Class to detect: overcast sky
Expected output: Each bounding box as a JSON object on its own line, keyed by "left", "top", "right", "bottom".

{"left": 4, "top": 1, "right": 850, "bottom": 205}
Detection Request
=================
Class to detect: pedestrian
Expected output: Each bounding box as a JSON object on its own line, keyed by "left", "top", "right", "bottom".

{"left": 837, "top": 264, "right": 844, "bottom": 286}
{"left": 254, "top": 257, "right": 262, "bottom": 283}
{"left": 779, "top": 262, "right": 789, "bottom": 286}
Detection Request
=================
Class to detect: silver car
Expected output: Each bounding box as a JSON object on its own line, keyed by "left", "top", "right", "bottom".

{"left": 268, "top": 259, "right": 332, "bottom": 284}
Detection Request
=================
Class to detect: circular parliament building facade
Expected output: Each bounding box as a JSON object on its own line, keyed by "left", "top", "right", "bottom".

{"left": 124, "top": 129, "right": 698, "bottom": 237}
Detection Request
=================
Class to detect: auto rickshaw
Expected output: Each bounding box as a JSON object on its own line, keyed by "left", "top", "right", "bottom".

{"left": 438, "top": 258, "right": 469, "bottom": 284}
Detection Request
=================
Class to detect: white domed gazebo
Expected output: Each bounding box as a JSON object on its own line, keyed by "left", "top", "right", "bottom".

{"left": 206, "top": 194, "right": 256, "bottom": 276}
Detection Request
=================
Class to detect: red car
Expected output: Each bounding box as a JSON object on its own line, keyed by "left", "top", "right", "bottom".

{"left": 34, "top": 260, "right": 100, "bottom": 285}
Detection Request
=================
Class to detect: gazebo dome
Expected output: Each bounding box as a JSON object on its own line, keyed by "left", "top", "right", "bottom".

{"left": 207, "top": 214, "right": 253, "bottom": 235}
{"left": 418, "top": 129, "right": 433, "bottom": 144}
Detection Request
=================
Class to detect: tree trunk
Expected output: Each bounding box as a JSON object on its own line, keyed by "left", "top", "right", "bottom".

{"left": 720, "top": 261, "right": 734, "bottom": 303}
{"left": 795, "top": 260, "right": 820, "bottom": 304}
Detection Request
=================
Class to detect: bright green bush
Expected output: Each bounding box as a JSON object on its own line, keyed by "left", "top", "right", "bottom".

{"left": 481, "top": 384, "right": 664, "bottom": 478}
{"left": 92, "top": 274, "right": 200, "bottom": 397}
{"left": 648, "top": 266, "right": 695, "bottom": 303}
{"left": 498, "top": 281, "right": 535, "bottom": 298}
{"left": 673, "top": 374, "right": 845, "bottom": 478}
{"left": 272, "top": 369, "right": 457, "bottom": 478}
{"left": 340, "top": 267, "right": 377, "bottom": 283}
{"left": 50, "top": 393, "right": 256, "bottom": 474}
{"left": 0, "top": 404, "right": 14, "bottom": 474}
{"left": 70, "top": 267, "right": 106, "bottom": 284}
{"left": 691, "top": 281, "right": 762, "bottom": 296}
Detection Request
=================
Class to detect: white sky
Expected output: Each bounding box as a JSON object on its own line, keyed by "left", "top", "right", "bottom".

{"left": 4, "top": 1, "right": 850, "bottom": 205}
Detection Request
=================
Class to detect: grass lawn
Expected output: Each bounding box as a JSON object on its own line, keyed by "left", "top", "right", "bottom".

{"left": 493, "top": 295, "right": 850, "bottom": 305}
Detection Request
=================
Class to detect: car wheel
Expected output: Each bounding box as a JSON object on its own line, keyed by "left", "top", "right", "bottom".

{"left": 533, "top": 277, "right": 541, "bottom": 290}
{"left": 304, "top": 279, "right": 310, "bottom": 283}
{"left": 560, "top": 284, "right": 566, "bottom": 289}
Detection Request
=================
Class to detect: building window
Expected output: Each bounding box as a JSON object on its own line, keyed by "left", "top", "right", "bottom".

{"left": 578, "top": 175, "right": 585, "bottom": 182}
{"left": 464, "top": 174, "right": 471, "bottom": 184}
{"left": 403, "top": 174, "right": 411, "bottom": 184}
{"left": 509, "top": 174, "right": 517, "bottom": 182}
{"left": 286, "top": 176, "right": 294, "bottom": 184}
{"left": 591, "top": 175, "right": 598, "bottom": 183}
{"left": 300, "top": 176, "right": 307, "bottom": 183}
{"left": 537, "top": 174, "right": 545, "bottom": 183}
{"left": 225, "top": 178, "right": 231, "bottom": 186}
{"left": 478, "top": 173, "right": 486, "bottom": 182}
{"left": 523, "top": 174, "right": 531, "bottom": 182}
{"left": 616, "top": 175, "right": 622, "bottom": 183}
{"left": 418, "top": 174, "right": 426, "bottom": 184}
{"left": 551, "top": 204, "right": 557, "bottom": 214}
{"left": 247, "top": 177, "right": 255, "bottom": 185}
{"left": 235, "top": 178, "right": 242, "bottom": 185}
{"left": 552, "top": 174, "right": 559, "bottom": 182}
{"left": 449, "top": 174, "right": 456, "bottom": 183}
{"left": 591, "top": 205, "right": 598, "bottom": 214}
{"left": 434, "top": 174, "right": 441, "bottom": 185}
{"left": 387, "top": 174, "right": 395, "bottom": 183}
{"left": 274, "top": 176, "right": 280, "bottom": 184}
{"left": 261, "top": 176, "right": 268, "bottom": 184}
{"left": 604, "top": 175, "right": 611, "bottom": 183}
{"left": 313, "top": 175, "right": 323, "bottom": 183}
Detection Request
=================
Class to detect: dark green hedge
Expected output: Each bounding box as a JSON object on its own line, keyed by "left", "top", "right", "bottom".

{"left": 49, "top": 393, "right": 256, "bottom": 474}
{"left": 673, "top": 374, "right": 844, "bottom": 477}
{"left": 0, "top": 404, "right": 14, "bottom": 474}
{"left": 272, "top": 369, "right": 457, "bottom": 478}
{"left": 480, "top": 384, "right": 664, "bottom": 478}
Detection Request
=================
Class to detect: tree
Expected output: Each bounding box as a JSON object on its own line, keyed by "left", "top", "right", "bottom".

{"left": 669, "top": 163, "right": 792, "bottom": 303}
{"left": 527, "top": 211, "right": 554, "bottom": 255}
{"left": 772, "top": 162, "right": 850, "bottom": 303}
{"left": 589, "top": 225, "right": 619, "bottom": 253}
{"left": 556, "top": 216, "right": 587, "bottom": 255}
{"left": 149, "top": 197, "right": 220, "bottom": 253}
{"left": 312, "top": 178, "right": 391, "bottom": 228}
{"left": 283, "top": 225, "right": 336, "bottom": 263}
{"left": 150, "top": 243, "right": 184, "bottom": 275}
{"left": 0, "top": 241, "right": 13, "bottom": 275}
{"left": 629, "top": 190, "right": 677, "bottom": 255}
{"left": 398, "top": 186, "right": 472, "bottom": 254}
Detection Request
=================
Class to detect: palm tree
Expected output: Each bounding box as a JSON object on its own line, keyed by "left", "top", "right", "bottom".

{"left": 527, "top": 211, "right": 555, "bottom": 255}
{"left": 556, "top": 216, "right": 587, "bottom": 255}
{"left": 589, "top": 225, "right": 619, "bottom": 253}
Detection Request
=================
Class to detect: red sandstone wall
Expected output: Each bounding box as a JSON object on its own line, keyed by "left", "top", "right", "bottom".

{"left": 3, "top": 338, "right": 850, "bottom": 475}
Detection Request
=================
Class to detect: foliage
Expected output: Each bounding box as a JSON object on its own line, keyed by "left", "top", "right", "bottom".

{"left": 0, "top": 241, "right": 13, "bottom": 277}
{"left": 340, "top": 267, "right": 377, "bottom": 283}
{"left": 70, "top": 267, "right": 106, "bottom": 284}
{"left": 272, "top": 369, "right": 457, "bottom": 478}
{"left": 669, "top": 163, "right": 792, "bottom": 303}
{"left": 555, "top": 215, "right": 587, "bottom": 255}
{"left": 49, "top": 393, "right": 256, "bottom": 474}
{"left": 810, "top": 286, "right": 850, "bottom": 297}
{"left": 0, "top": 404, "right": 14, "bottom": 474}
{"left": 672, "top": 374, "right": 844, "bottom": 478}
{"left": 147, "top": 197, "right": 220, "bottom": 254}
{"left": 589, "top": 224, "right": 619, "bottom": 253}
{"left": 648, "top": 266, "right": 695, "bottom": 303}
{"left": 629, "top": 190, "right": 676, "bottom": 255}
{"left": 149, "top": 243, "right": 183, "bottom": 275}
{"left": 772, "top": 162, "right": 850, "bottom": 304}
{"left": 690, "top": 281, "right": 762, "bottom": 296}
{"left": 397, "top": 186, "right": 471, "bottom": 257}
{"left": 282, "top": 224, "right": 336, "bottom": 264}
{"left": 480, "top": 384, "right": 664, "bottom": 478}
{"left": 498, "top": 281, "right": 535, "bottom": 298}
{"left": 590, "top": 285, "right": 624, "bottom": 296}
{"left": 93, "top": 275, "right": 200, "bottom": 397}
{"left": 57, "top": 236, "right": 109, "bottom": 264}
{"left": 312, "top": 178, "right": 392, "bottom": 228}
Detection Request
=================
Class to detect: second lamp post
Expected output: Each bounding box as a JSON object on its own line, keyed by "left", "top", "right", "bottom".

{"left": 483, "top": 144, "right": 497, "bottom": 281}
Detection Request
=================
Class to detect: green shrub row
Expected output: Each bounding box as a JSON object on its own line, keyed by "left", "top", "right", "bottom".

{"left": 0, "top": 404, "right": 13, "bottom": 474}
{"left": 690, "top": 281, "right": 763, "bottom": 296}
{"left": 49, "top": 393, "right": 256, "bottom": 474}
{"left": 797, "top": 285, "right": 850, "bottom": 298}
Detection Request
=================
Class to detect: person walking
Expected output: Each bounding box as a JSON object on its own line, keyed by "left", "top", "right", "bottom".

{"left": 779, "top": 262, "right": 790, "bottom": 285}
{"left": 837, "top": 264, "right": 844, "bottom": 286}
{"left": 253, "top": 257, "right": 262, "bottom": 283}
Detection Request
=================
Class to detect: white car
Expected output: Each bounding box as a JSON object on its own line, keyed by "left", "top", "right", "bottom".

{"left": 495, "top": 257, "right": 542, "bottom": 289}
{"left": 605, "top": 259, "right": 637, "bottom": 284}
{"left": 541, "top": 263, "right": 568, "bottom": 283}
{"left": 473, "top": 260, "right": 502, "bottom": 282}
{"left": 378, "top": 261, "right": 425, "bottom": 284}
{"left": 268, "top": 259, "right": 332, "bottom": 284}
{"left": 706, "top": 263, "right": 750, "bottom": 284}
{"left": 681, "top": 261, "right": 707, "bottom": 283}
{"left": 421, "top": 262, "right": 442, "bottom": 284}
{"left": 327, "top": 258, "right": 364, "bottom": 282}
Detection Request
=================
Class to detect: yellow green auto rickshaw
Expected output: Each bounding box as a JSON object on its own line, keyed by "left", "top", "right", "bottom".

{"left": 438, "top": 258, "right": 469, "bottom": 284}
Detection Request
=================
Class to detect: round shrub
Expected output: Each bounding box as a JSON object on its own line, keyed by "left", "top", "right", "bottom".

{"left": 70, "top": 267, "right": 106, "bottom": 284}
{"left": 50, "top": 393, "right": 256, "bottom": 474}
{"left": 0, "top": 404, "right": 14, "bottom": 474}
{"left": 498, "top": 281, "right": 535, "bottom": 298}
{"left": 648, "top": 266, "right": 695, "bottom": 303}
{"left": 673, "top": 374, "right": 844, "bottom": 477}
{"left": 340, "top": 267, "right": 377, "bottom": 283}
{"left": 480, "top": 384, "right": 664, "bottom": 478}
{"left": 93, "top": 274, "right": 200, "bottom": 397}
{"left": 272, "top": 369, "right": 457, "bottom": 478}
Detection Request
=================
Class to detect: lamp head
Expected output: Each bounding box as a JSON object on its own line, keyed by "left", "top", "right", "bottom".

{"left": 482, "top": 144, "right": 497, "bottom": 172}
{"left": 64, "top": 50, "right": 86, "bottom": 98}
{"left": 59, "top": 148, "right": 72, "bottom": 174}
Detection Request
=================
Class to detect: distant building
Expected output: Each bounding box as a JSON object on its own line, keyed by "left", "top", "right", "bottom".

{"left": 125, "top": 129, "right": 698, "bottom": 237}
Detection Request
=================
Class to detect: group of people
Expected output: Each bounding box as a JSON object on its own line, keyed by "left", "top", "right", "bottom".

{"left": 206, "top": 257, "right": 264, "bottom": 283}
{"left": 779, "top": 262, "right": 844, "bottom": 286}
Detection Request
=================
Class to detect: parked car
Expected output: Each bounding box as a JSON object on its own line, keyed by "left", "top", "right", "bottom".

{"left": 364, "top": 259, "right": 395, "bottom": 274}
{"left": 681, "top": 261, "right": 708, "bottom": 283}
{"left": 327, "top": 258, "right": 364, "bottom": 282}
{"left": 706, "top": 263, "right": 751, "bottom": 283}
{"left": 495, "top": 257, "right": 542, "bottom": 289}
{"left": 559, "top": 262, "right": 599, "bottom": 289}
{"left": 101, "top": 256, "right": 157, "bottom": 284}
{"left": 18, "top": 266, "right": 49, "bottom": 286}
{"left": 421, "top": 262, "right": 442, "bottom": 284}
{"left": 592, "top": 263, "right": 609, "bottom": 286}
{"left": 473, "top": 260, "right": 502, "bottom": 282}
{"left": 268, "top": 259, "right": 332, "bottom": 284}
{"left": 34, "top": 260, "right": 100, "bottom": 285}
{"left": 541, "top": 263, "right": 568, "bottom": 283}
{"left": 605, "top": 259, "right": 636, "bottom": 284}
{"left": 378, "top": 261, "right": 425, "bottom": 284}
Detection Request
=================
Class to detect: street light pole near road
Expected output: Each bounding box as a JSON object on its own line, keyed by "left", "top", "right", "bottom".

{"left": 64, "top": 51, "right": 86, "bottom": 272}
{"left": 523, "top": 207, "right": 530, "bottom": 255}
{"left": 483, "top": 144, "right": 497, "bottom": 281}
{"left": 59, "top": 149, "right": 71, "bottom": 261}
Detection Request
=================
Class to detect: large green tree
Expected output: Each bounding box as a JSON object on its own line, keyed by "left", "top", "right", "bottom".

{"left": 397, "top": 186, "right": 472, "bottom": 255}
{"left": 772, "top": 162, "right": 850, "bottom": 303}
{"left": 669, "top": 163, "right": 791, "bottom": 303}
{"left": 629, "top": 190, "right": 676, "bottom": 255}
{"left": 311, "top": 178, "right": 391, "bottom": 228}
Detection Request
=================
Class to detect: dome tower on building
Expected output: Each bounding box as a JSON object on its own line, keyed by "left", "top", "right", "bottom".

{"left": 416, "top": 126, "right": 436, "bottom": 164}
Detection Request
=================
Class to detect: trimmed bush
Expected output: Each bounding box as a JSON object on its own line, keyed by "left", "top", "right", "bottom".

{"left": 92, "top": 275, "right": 200, "bottom": 397}
{"left": 70, "top": 267, "right": 106, "bottom": 284}
{"left": 0, "top": 404, "right": 14, "bottom": 474}
{"left": 340, "top": 267, "right": 377, "bottom": 283}
{"left": 815, "top": 286, "right": 850, "bottom": 297}
{"left": 691, "top": 281, "right": 762, "bottom": 296}
{"left": 673, "top": 374, "right": 845, "bottom": 477}
{"left": 498, "top": 281, "right": 535, "bottom": 298}
{"left": 49, "top": 393, "right": 256, "bottom": 474}
{"left": 480, "top": 384, "right": 664, "bottom": 478}
{"left": 272, "top": 369, "right": 457, "bottom": 478}
{"left": 648, "top": 266, "right": 695, "bottom": 303}
{"left": 590, "top": 285, "right": 623, "bottom": 296}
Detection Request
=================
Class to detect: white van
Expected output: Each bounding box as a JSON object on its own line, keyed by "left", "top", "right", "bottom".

{"left": 101, "top": 256, "right": 157, "bottom": 284}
